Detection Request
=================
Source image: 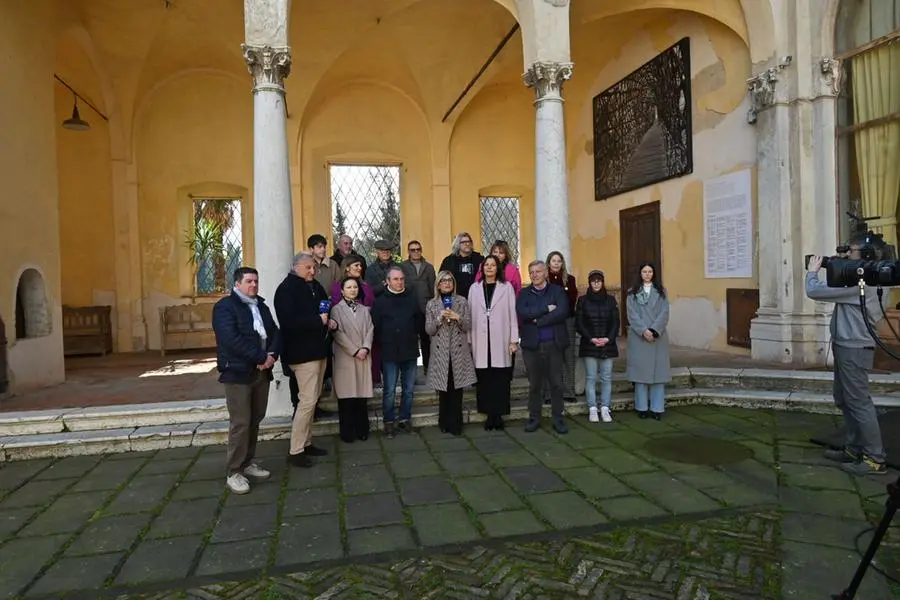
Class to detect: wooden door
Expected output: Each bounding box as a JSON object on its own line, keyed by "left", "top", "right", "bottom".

{"left": 619, "top": 201, "right": 662, "bottom": 335}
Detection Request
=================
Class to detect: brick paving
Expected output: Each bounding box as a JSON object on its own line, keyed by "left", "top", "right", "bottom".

{"left": 1, "top": 406, "right": 898, "bottom": 599}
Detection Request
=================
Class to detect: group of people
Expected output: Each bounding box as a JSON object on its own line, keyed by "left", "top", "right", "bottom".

{"left": 211, "top": 232, "right": 672, "bottom": 495}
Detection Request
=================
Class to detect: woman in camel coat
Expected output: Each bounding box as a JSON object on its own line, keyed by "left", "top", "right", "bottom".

{"left": 425, "top": 271, "right": 477, "bottom": 435}
{"left": 330, "top": 277, "right": 374, "bottom": 443}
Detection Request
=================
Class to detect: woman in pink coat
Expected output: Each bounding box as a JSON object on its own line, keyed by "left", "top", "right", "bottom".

{"left": 475, "top": 240, "right": 522, "bottom": 296}
{"left": 469, "top": 255, "right": 519, "bottom": 430}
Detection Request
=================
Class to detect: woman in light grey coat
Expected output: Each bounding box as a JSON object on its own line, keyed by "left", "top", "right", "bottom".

{"left": 425, "top": 271, "right": 477, "bottom": 435}
{"left": 625, "top": 261, "right": 670, "bottom": 420}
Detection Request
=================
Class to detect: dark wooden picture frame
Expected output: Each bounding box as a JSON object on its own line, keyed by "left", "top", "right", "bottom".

{"left": 593, "top": 37, "right": 694, "bottom": 200}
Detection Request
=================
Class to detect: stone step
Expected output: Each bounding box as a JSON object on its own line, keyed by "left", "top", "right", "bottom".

{"left": 2, "top": 387, "right": 899, "bottom": 462}
{"left": 688, "top": 367, "right": 900, "bottom": 394}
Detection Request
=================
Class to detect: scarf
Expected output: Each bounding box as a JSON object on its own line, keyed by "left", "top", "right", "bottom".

{"left": 344, "top": 298, "right": 359, "bottom": 312}
{"left": 636, "top": 284, "right": 653, "bottom": 306}
{"left": 234, "top": 287, "right": 267, "bottom": 341}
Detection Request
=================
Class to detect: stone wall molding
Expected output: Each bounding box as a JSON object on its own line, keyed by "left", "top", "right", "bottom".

{"left": 242, "top": 44, "right": 291, "bottom": 92}
{"left": 523, "top": 61, "right": 573, "bottom": 102}
{"left": 542, "top": 0, "right": 569, "bottom": 6}
{"left": 746, "top": 56, "right": 793, "bottom": 124}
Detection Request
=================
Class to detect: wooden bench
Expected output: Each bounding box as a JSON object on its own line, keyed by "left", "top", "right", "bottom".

{"left": 159, "top": 303, "right": 217, "bottom": 356}
{"left": 62, "top": 305, "right": 113, "bottom": 356}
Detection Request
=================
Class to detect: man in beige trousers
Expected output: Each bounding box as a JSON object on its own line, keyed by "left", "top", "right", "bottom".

{"left": 274, "top": 253, "right": 337, "bottom": 467}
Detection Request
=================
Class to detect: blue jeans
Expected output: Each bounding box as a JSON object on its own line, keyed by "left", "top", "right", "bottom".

{"left": 634, "top": 383, "right": 665, "bottom": 413}
{"left": 583, "top": 357, "right": 613, "bottom": 409}
{"left": 382, "top": 359, "right": 417, "bottom": 423}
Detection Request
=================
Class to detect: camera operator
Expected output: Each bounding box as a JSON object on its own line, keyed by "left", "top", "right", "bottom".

{"left": 806, "top": 237, "right": 887, "bottom": 476}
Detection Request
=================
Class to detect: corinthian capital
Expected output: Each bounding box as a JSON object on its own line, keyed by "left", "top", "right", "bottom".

{"left": 524, "top": 61, "right": 573, "bottom": 101}
{"left": 746, "top": 56, "right": 792, "bottom": 125}
{"left": 242, "top": 44, "right": 291, "bottom": 92}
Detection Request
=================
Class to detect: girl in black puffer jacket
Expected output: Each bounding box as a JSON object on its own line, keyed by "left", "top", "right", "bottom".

{"left": 575, "top": 270, "right": 620, "bottom": 423}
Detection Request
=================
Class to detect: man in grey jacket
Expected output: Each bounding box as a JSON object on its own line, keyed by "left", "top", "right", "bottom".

{"left": 401, "top": 240, "right": 436, "bottom": 374}
{"left": 806, "top": 239, "right": 887, "bottom": 476}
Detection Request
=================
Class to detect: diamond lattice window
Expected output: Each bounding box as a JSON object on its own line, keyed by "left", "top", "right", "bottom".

{"left": 330, "top": 165, "right": 402, "bottom": 261}
{"left": 191, "top": 198, "right": 243, "bottom": 295}
{"left": 480, "top": 196, "right": 521, "bottom": 265}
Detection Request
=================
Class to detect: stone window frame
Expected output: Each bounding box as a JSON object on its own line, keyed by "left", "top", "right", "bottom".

{"left": 834, "top": 0, "right": 900, "bottom": 241}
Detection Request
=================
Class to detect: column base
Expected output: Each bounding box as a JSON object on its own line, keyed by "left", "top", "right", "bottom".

{"left": 750, "top": 309, "right": 833, "bottom": 366}
{"left": 267, "top": 371, "right": 294, "bottom": 418}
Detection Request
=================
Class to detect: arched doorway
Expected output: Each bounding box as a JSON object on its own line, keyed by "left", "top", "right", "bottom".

{"left": 835, "top": 0, "right": 900, "bottom": 246}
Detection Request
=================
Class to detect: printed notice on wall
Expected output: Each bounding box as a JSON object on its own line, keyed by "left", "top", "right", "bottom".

{"left": 703, "top": 169, "right": 753, "bottom": 278}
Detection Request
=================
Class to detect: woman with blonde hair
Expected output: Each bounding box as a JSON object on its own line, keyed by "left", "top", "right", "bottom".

{"left": 425, "top": 270, "right": 477, "bottom": 435}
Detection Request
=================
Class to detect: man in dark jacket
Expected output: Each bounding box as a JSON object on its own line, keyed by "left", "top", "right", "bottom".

{"left": 371, "top": 265, "right": 421, "bottom": 437}
{"left": 274, "top": 253, "right": 337, "bottom": 468}
{"left": 365, "top": 239, "right": 400, "bottom": 297}
{"left": 517, "top": 259, "right": 570, "bottom": 434}
{"left": 212, "top": 267, "right": 280, "bottom": 495}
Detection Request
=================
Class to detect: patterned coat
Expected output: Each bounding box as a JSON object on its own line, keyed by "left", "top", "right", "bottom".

{"left": 331, "top": 300, "right": 374, "bottom": 399}
{"left": 625, "top": 286, "right": 671, "bottom": 384}
{"left": 425, "top": 295, "right": 477, "bottom": 391}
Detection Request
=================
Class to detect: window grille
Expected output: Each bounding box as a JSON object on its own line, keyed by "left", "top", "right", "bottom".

{"left": 479, "top": 196, "right": 521, "bottom": 265}
{"left": 191, "top": 198, "right": 243, "bottom": 295}
{"left": 330, "top": 165, "right": 402, "bottom": 262}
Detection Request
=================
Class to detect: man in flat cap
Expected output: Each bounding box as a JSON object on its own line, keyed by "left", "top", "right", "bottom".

{"left": 365, "top": 239, "right": 399, "bottom": 297}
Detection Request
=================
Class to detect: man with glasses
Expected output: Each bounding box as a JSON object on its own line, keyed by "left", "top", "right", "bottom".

{"left": 440, "top": 232, "right": 483, "bottom": 299}
{"left": 365, "top": 239, "right": 399, "bottom": 297}
{"left": 401, "top": 240, "right": 436, "bottom": 375}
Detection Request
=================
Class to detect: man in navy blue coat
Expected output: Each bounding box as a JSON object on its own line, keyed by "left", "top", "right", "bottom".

{"left": 212, "top": 267, "right": 280, "bottom": 495}
{"left": 516, "top": 259, "right": 570, "bottom": 434}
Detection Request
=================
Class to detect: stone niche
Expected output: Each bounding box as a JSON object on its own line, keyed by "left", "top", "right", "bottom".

{"left": 15, "top": 268, "right": 52, "bottom": 340}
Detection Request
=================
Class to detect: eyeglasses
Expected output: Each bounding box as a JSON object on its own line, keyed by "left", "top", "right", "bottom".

{"left": 439, "top": 278, "right": 453, "bottom": 283}
{"left": 409, "top": 247, "right": 422, "bottom": 252}
{"left": 460, "top": 239, "right": 472, "bottom": 244}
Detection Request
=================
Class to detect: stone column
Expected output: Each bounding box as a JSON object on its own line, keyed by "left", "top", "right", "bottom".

{"left": 242, "top": 43, "right": 295, "bottom": 416}
{"left": 524, "top": 61, "right": 573, "bottom": 263}
{"left": 748, "top": 48, "right": 843, "bottom": 365}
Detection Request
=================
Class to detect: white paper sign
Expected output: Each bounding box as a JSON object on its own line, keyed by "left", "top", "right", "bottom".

{"left": 703, "top": 169, "right": 753, "bottom": 279}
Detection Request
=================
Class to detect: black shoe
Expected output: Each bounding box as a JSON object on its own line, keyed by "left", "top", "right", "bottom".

{"left": 304, "top": 444, "right": 329, "bottom": 457}
{"left": 638, "top": 411, "right": 649, "bottom": 419}
{"left": 358, "top": 433, "right": 369, "bottom": 442}
{"left": 553, "top": 417, "right": 569, "bottom": 434}
{"left": 495, "top": 417, "right": 505, "bottom": 431}
{"left": 384, "top": 421, "right": 395, "bottom": 439}
{"left": 483, "top": 416, "right": 494, "bottom": 431}
{"left": 314, "top": 407, "right": 336, "bottom": 422}
{"left": 286, "top": 452, "right": 312, "bottom": 468}
{"left": 397, "top": 420, "right": 413, "bottom": 434}
{"left": 525, "top": 418, "right": 541, "bottom": 432}
{"left": 650, "top": 412, "right": 662, "bottom": 421}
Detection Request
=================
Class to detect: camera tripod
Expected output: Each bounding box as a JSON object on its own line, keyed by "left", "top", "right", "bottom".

{"left": 832, "top": 476, "right": 900, "bottom": 599}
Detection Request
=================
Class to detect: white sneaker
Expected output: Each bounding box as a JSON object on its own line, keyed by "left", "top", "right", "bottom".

{"left": 588, "top": 407, "right": 599, "bottom": 423}
{"left": 226, "top": 472, "right": 250, "bottom": 494}
{"left": 243, "top": 463, "right": 271, "bottom": 480}
{"left": 600, "top": 406, "right": 613, "bottom": 423}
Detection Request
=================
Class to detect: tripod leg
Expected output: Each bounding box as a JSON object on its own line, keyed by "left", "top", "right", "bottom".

{"left": 833, "top": 495, "right": 898, "bottom": 600}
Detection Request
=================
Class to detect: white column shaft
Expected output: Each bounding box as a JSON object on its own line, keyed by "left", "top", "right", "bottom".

{"left": 526, "top": 62, "right": 573, "bottom": 263}
{"left": 243, "top": 44, "right": 294, "bottom": 416}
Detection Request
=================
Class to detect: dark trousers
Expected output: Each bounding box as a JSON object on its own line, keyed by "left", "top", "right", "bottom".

{"left": 833, "top": 344, "right": 885, "bottom": 461}
{"left": 224, "top": 371, "right": 270, "bottom": 475}
{"left": 337, "top": 397, "right": 370, "bottom": 443}
{"left": 439, "top": 364, "right": 464, "bottom": 435}
{"left": 523, "top": 341, "right": 565, "bottom": 420}
{"left": 418, "top": 315, "right": 431, "bottom": 373}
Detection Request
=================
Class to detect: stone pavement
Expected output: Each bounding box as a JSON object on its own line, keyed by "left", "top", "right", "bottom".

{"left": 0, "top": 406, "right": 898, "bottom": 599}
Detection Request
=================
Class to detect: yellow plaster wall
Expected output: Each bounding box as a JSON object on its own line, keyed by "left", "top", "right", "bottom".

{"left": 0, "top": 0, "right": 66, "bottom": 389}
{"left": 566, "top": 12, "right": 758, "bottom": 352}
{"left": 299, "top": 82, "right": 434, "bottom": 262}
{"left": 55, "top": 34, "right": 116, "bottom": 308}
{"left": 449, "top": 84, "right": 536, "bottom": 275}
{"left": 134, "top": 72, "right": 254, "bottom": 349}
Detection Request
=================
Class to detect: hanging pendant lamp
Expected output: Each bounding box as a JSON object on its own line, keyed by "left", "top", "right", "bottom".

{"left": 62, "top": 97, "right": 90, "bottom": 131}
